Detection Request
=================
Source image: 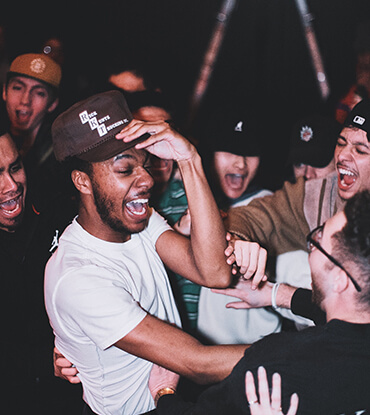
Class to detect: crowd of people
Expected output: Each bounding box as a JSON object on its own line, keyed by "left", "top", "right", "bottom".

{"left": 1, "top": 19, "right": 370, "bottom": 415}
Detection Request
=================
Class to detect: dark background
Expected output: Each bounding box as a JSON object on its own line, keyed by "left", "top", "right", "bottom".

{"left": 2, "top": 0, "right": 370, "bottom": 189}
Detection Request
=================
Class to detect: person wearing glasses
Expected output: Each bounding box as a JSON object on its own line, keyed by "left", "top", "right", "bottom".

{"left": 148, "top": 190, "right": 370, "bottom": 414}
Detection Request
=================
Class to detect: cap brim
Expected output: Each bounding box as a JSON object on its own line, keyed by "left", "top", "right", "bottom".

{"left": 288, "top": 148, "right": 332, "bottom": 168}
{"left": 77, "top": 132, "right": 151, "bottom": 162}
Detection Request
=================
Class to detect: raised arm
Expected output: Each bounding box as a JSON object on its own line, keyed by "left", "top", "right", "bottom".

{"left": 116, "top": 120, "right": 231, "bottom": 288}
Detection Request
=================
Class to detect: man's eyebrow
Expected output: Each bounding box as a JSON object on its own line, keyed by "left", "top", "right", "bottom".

{"left": 338, "top": 135, "right": 369, "bottom": 148}
{"left": 113, "top": 153, "right": 134, "bottom": 161}
{"left": 0, "top": 156, "right": 22, "bottom": 174}
{"left": 11, "top": 156, "right": 23, "bottom": 166}
{"left": 9, "top": 77, "right": 47, "bottom": 91}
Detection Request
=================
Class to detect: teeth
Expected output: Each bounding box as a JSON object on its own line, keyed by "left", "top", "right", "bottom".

{"left": 0, "top": 197, "right": 20, "bottom": 213}
{"left": 338, "top": 168, "right": 354, "bottom": 176}
{"left": 130, "top": 198, "right": 148, "bottom": 204}
{"left": 126, "top": 198, "right": 149, "bottom": 216}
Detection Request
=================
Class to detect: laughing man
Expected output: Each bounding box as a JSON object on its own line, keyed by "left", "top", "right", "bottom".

{"left": 44, "top": 91, "right": 247, "bottom": 415}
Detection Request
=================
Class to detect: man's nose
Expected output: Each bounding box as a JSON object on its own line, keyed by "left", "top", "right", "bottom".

{"left": 304, "top": 165, "right": 317, "bottom": 181}
{"left": 335, "top": 143, "right": 353, "bottom": 162}
{"left": 1, "top": 173, "right": 19, "bottom": 194}
{"left": 137, "top": 167, "right": 155, "bottom": 189}
{"left": 233, "top": 157, "right": 247, "bottom": 170}
{"left": 20, "top": 89, "right": 31, "bottom": 105}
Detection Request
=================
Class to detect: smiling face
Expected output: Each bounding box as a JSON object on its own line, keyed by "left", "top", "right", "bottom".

{"left": 3, "top": 76, "right": 58, "bottom": 139}
{"left": 0, "top": 134, "right": 27, "bottom": 232}
{"left": 80, "top": 147, "right": 155, "bottom": 242}
{"left": 213, "top": 151, "right": 260, "bottom": 200}
{"left": 334, "top": 127, "right": 370, "bottom": 200}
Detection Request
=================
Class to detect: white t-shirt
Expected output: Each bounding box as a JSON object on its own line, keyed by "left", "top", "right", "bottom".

{"left": 197, "top": 189, "right": 282, "bottom": 345}
{"left": 45, "top": 209, "right": 181, "bottom": 415}
{"left": 275, "top": 250, "right": 314, "bottom": 329}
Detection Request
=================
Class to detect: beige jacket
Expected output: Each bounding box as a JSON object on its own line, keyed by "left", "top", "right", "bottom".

{"left": 226, "top": 172, "right": 344, "bottom": 256}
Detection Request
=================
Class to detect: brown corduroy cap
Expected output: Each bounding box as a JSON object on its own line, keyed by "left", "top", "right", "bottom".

{"left": 52, "top": 90, "right": 150, "bottom": 162}
{"left": 8, "top": 53, "right": 62, "bottom": 88}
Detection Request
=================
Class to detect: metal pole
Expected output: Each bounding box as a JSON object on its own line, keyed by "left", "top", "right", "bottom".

{"left": 188, "top": 0, "right": 237, "bottom": 125}
{"left": 294, "top": 0, "right": 330, "bottom": 100}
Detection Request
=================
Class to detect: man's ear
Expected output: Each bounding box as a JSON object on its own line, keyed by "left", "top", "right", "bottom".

{"left": 71, "top": 170, "right": 93, "bottom": 195}
{"left": 2, "top": 83, "right": 7, "bottom": 101}
{"left": 333, "top": 268, "right": 350, "bottom": 294}
{"left": 48, "top": 97, "right": 59, "bottom": 113}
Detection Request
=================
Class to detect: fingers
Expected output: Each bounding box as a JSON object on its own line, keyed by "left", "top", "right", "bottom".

{"left": 232, "top": 241, "right": 267, "bottom": 289}
{"left": 286, "top": 393, "right": 299, "bottom": 415}
{"left": 225, "top": 301, "right": 251, "bottom": 309}
{"left": 270, "top": 372, "right": 282, "bottom": 411}
{"left": 245, "top": 371, "right": 259, "bottom": 408}
{"left": 116, "top": 119, "right": 164, "bottom": 141}
{"left": 245, "top": 367, "right": 299, "bottom": 415}
{"left": 53, "top": 347, "right": 80, "bottom": 383}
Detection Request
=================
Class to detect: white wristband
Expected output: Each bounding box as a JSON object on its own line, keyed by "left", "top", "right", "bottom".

{"left": 271, "top": 283, "right": 281, "bottom": 311}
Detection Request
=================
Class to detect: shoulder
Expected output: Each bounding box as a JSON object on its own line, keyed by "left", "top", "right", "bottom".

{"left": 304, "top": 171, "right": 338, "bottom": 229}
{"left": 144, "top": 208, "right": 173, "bottom": 240}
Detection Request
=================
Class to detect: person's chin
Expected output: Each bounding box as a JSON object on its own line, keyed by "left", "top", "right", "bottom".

{"left": 223, "top": 186, "right": 247, "bottom": 200}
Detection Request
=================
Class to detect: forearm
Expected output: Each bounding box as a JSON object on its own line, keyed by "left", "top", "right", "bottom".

{"left": 275, "top": 283, "right": 298, "bottom": 309}
{"left": 187, "top": 344, "right": 248, "bottom": 384}
{"left": 120, "top": 315, "right": 247, "bottom": 385}
{"left": 178, "top": 153, "right": 231, "bottom": 287}
{"left": 226, "top": 178, "right": 309, "bottom": 255}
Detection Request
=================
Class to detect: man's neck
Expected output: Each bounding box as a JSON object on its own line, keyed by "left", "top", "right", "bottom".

{"left": 11, "top": 126, "right": 40, "bottom": 157}
{"left": 325, "top": 301, "right": 370, "bottom": 324}
{"left": 76, "top": 208, "right": 131, "bottom": 243}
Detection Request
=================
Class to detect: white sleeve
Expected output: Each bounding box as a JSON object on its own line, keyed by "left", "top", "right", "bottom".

{"left": 146, "top": 208, "right": 173, "bottom": 242}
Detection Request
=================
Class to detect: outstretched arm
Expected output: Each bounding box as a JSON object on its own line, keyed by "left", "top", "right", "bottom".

{"left": 211, "top": 280, "right": 297, "bottom": 310}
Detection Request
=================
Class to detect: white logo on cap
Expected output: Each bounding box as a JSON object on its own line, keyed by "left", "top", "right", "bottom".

{"left": 234, "top": 121, "right": 243, "bottom": 132}
{"left": 79, "top": 111, "right": 89, "bottom": 124}
{"left": 353, "top": 115, "right": 365, "bottom": 125}
{"left": 98, "top": 124, "right": 107, "bottom": 137}
{"left": 89, "top": 117, "right": 99, "bottom": 130}
{"left": 300, "top": 125, "right": 313, "bottom": 142}
{"left": 30, "top": 58, "right": 46, "bottom": 74}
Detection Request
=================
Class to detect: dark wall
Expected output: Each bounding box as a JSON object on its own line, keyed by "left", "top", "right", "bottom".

{"left": 2, "top": 0, "right": 370, "bottom": 188}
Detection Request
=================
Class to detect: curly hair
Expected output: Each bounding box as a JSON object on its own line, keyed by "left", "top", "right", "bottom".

{"left": 332, "top": 190, "right": 370, "bottom": 302}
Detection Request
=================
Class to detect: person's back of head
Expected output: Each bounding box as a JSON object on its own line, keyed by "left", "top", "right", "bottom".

{"left": 287, "top": 114, "right": 340, "bottom": 181}
{"left": 331, "top": 190, "right": 370, "bottom": 305}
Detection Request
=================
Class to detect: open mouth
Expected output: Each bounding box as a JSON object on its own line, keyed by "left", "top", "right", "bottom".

{"left": 337, "top": 167, "right": 357, "bottom": 190}
{"left": 225, "top": 173, "right": 246, "bottom": 190}
{"left": 15, "top": 109, "right": 31, "bottom": 124}
{"left": 0, "top": 194, "right": 23, "bottom": 218}
{"left": 125, "top": 198, "right": 149, "bottom": 216}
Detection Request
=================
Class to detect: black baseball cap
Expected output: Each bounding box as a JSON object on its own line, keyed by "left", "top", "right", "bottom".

{"left": 343, "top": 99, "right": 370, "bottom": 140}
{"left": 204, "top": 108, "right": 261, "bottom": 157}
{"left": 288, "top": 114, "right": 341, "bottom": 168}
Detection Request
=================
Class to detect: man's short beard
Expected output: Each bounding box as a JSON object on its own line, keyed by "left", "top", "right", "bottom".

{"left": 91, "top": 178, "right": 130, "bottom": 236}
{"left": 1, "top": 212, "right": 24, "bottom": 232}
{"left": 311, "top": 276, "right": 325, "bottom": 308}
